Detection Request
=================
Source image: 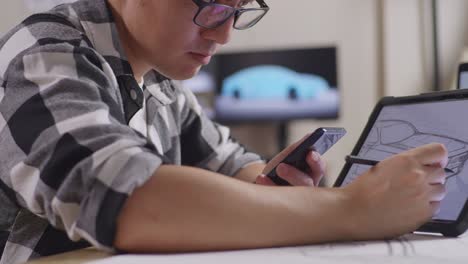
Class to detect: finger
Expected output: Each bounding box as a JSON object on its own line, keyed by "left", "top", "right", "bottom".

{"left": 408, "top": 143, "right": 448, "bottom": 167}
{"left": 427, "top": 183, "right": 446, "bottom": 202}
{"left": 306, "top": 151, "right": 326, "bottom": 186}
{"left": 255, "top": 174, "right": 276, "bottom": 186}
{"left": 277, "top": 163, "right": 314, "bottom": 186}
{"left": 430, "top": 201, "right": 442, "bottom": 216}
{"left": 421, "top": 166, "right": 447, "bottom": 185}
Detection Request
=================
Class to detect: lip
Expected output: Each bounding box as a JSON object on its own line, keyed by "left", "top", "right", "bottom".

{"left": 189, "top": 52, "right": 212, "bottom": 65}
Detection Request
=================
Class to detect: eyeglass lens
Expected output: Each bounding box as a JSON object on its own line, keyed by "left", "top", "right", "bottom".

{"left": 234, "top": 9, "right": 266, "bottom": 29}
{"left": 195, "top": 2, "right": 267, "bottom": 29}
{"left": 196, "top": 5, "right": 235, "bottom": 28}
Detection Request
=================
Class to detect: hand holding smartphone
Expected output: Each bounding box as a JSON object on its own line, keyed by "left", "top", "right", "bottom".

{"left": 266, "top": 127, "right": 346, "bottom": 186}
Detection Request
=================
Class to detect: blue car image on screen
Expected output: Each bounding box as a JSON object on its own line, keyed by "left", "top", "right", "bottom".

{"left": 215, "top": 65, "right": 339, "bottom": 121}
{"left": 221, "top": 65, "right": 329, "bottom": 100}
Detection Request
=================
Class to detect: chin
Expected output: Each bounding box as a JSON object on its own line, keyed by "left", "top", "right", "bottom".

{"left": 151, "top": 56, "right": 203, "bottom": 80}
{"left": 164, "top": 67, "right": 201, "bottom": 81}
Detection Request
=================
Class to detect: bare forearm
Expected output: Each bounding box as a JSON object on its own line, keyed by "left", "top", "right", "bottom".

{"left": 115, "top": 165, "right": 351, "bottom": 253}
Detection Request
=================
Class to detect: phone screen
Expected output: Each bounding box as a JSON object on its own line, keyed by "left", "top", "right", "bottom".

{"left": 312, "top": 131, "right": 347, "bottom": 155}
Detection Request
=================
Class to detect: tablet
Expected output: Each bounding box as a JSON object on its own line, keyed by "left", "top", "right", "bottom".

{"left": 334, "top": 90, "right": 468, "bottom": 237}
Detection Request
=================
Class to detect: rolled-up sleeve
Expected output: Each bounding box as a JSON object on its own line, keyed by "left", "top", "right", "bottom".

{"left": 0, "top": 43, "right": 162, "bottom": 250}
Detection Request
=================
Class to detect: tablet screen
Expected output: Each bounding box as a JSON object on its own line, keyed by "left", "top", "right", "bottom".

{"left": 341, "top": 99, "right": 468, "bottom": 221}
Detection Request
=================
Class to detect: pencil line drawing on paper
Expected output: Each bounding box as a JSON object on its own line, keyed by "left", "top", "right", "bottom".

{"left": 346, "top": 120, "right": 468, "bottom": 190}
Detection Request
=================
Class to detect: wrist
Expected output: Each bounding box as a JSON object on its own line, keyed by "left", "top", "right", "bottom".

{"left": 336, "top": 186, "right": 362, "bottom": 241}
{"left": 295, "top": 187, "right": 360, "bottom": 243}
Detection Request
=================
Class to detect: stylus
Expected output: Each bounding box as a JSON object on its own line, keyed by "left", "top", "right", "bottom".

{"left": 345, "top": 155, "right": 455, "bottom": 174}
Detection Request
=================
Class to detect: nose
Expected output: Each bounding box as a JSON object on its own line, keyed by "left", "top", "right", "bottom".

{"left": 200, "top": 16, "right": 234, "bottom": 45}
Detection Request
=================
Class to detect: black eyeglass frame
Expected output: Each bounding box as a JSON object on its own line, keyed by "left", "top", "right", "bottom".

{"left": 191, "top": 0, "right": 270, "bottom": 30}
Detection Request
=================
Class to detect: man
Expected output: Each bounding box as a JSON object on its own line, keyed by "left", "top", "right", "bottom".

{"left": 0, "top": 0, "right": 447, "bottom": 263}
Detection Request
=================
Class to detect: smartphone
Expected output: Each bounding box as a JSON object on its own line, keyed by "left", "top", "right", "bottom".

{"left": 458, "top": 63, "right": 468, "bottom": 89}
{"left": 266, "top": 127, "right": 346, "bottom": 186}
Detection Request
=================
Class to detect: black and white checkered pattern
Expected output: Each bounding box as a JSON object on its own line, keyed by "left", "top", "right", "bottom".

{"left": 0, "top": 1, "right": 263, "bottom": 263}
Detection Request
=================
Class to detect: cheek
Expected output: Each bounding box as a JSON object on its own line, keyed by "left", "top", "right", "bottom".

{"left": 160, "top": 25, "right": 202, "bottom": 54}
{"left": 164, "top": 6, "right": 202, "bottom": 49}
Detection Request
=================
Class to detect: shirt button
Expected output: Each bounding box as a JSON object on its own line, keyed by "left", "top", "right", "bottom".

{"left": 130, "top": 89, "right": 138, "bottom": 101}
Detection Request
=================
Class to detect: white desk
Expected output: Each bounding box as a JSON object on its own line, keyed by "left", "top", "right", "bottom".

{"left": 27, "top": 233, "right": 468, "bottom": 264}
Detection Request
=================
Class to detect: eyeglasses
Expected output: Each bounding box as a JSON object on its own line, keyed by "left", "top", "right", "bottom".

{"left": 192, "top": 0, "right": 269, "bottom": 30}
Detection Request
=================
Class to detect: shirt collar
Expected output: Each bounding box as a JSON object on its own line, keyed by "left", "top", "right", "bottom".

{"left": 62, "top": 0, "right": 133, "bottom": 77}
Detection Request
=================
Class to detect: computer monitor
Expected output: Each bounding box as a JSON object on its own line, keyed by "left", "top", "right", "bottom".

{"left": 182, "top": 47, "right": 339, "bottom": 122}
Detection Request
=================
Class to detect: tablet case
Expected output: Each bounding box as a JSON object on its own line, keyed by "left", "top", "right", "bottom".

{"left": 334, "top": 89, "right": 468, "bottom": 237}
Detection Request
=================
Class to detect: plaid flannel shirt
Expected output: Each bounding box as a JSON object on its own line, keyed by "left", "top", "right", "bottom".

{"left": 0, "top": 0, "right": 263, "bottom": 263}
